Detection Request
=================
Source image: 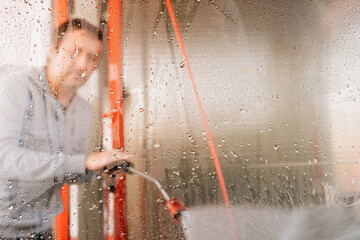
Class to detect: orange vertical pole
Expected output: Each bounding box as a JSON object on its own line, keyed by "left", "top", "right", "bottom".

{"left": 55, "top": 185, "right": 70, "bottom": 240}
{"left": 108, "top": 0, "right": 127, "bottom": 239}
{"left": 53, "top": 1, "right": 69, "bottom": 240}
{"left": 53, "top": 0, "right": 68, "bottom": 27}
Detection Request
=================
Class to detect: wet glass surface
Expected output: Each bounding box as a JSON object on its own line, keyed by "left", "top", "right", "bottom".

{"left": 2, "top": 0, "right": 360, "bottom": 239}
{"left": 120, "top": 0, "right": 360, "bottom": 239}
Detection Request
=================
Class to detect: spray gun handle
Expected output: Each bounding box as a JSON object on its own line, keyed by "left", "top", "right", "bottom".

{"left": 106, "top": 160, "right": 133, "bottom": 175}
{"left": 119, "top": 160, "right": 133, "bottom": 173}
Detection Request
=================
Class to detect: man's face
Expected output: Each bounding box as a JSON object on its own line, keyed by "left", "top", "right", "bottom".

{"left": 48, "top": 29, "right": 101, "bottom": 89}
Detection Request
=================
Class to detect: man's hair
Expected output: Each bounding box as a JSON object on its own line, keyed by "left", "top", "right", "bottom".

{"left": 54, "top": 18, "right": 103, "bottom": 49}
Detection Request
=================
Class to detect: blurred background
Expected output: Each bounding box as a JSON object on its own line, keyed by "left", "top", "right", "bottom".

{"left": 2, "top": 0, "right": 360, "bottom": 239}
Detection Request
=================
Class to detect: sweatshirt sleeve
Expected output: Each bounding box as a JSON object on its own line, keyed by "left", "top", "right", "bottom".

{"left": 0, "top": 66, "right": 86, "bottom": 182}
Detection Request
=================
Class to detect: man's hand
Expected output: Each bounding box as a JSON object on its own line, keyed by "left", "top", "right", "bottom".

{"left": 85, "top": 150, "right": 132, "bottom": 171}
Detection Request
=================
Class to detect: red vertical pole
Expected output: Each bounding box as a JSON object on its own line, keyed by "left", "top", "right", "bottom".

{"left": 53, "top": 1, "right": 70, "bottom": 239}
{"left": 108, "top": 0, "right": 127, "bottom": 239}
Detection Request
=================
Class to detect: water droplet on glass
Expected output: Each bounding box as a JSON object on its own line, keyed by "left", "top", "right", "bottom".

{"left": 180, "top": 61, "right": 185, "bottom": 68}
{"left": 70, "top": 41, "right": 79, "bottom": 58}
{"left": 230, "top": 151, "right": 238, "bottom": 158}
{"left": 273, "top": 144, "right": 279, "bottom": 151}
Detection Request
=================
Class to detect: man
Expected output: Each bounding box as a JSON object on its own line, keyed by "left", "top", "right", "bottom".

{"left": 0, "top": 19, "right": 130, "bottom": 239}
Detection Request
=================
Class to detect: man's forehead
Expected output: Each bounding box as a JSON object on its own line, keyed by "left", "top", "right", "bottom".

{"left": 53, "top": 30, "right": 100, "bottom": 56}
{"left": 58, "top": 29, "right": 100, "bottom": 48}
{"left": 68, "top": 30, "right": 99, "bottom": 42}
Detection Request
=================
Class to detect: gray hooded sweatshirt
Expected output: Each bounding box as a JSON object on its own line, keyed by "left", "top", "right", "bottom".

{"left": 0, "top": 65, "right": 93, "bottom": 238}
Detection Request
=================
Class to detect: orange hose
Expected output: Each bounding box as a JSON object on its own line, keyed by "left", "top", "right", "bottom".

{"left": 164, "top": 1, "right": 236, "bottom": 239}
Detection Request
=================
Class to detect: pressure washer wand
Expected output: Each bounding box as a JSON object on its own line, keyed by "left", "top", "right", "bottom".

{"left": 107, "top": 161, "right": 187, "bottom": 223}
{"left": 127, "top": 166, "right": 170, "bottom": 201}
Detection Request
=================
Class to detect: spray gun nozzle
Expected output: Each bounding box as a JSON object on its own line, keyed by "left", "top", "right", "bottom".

{"left": 166, "top": 197, "right": 187, "bottom": 223}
